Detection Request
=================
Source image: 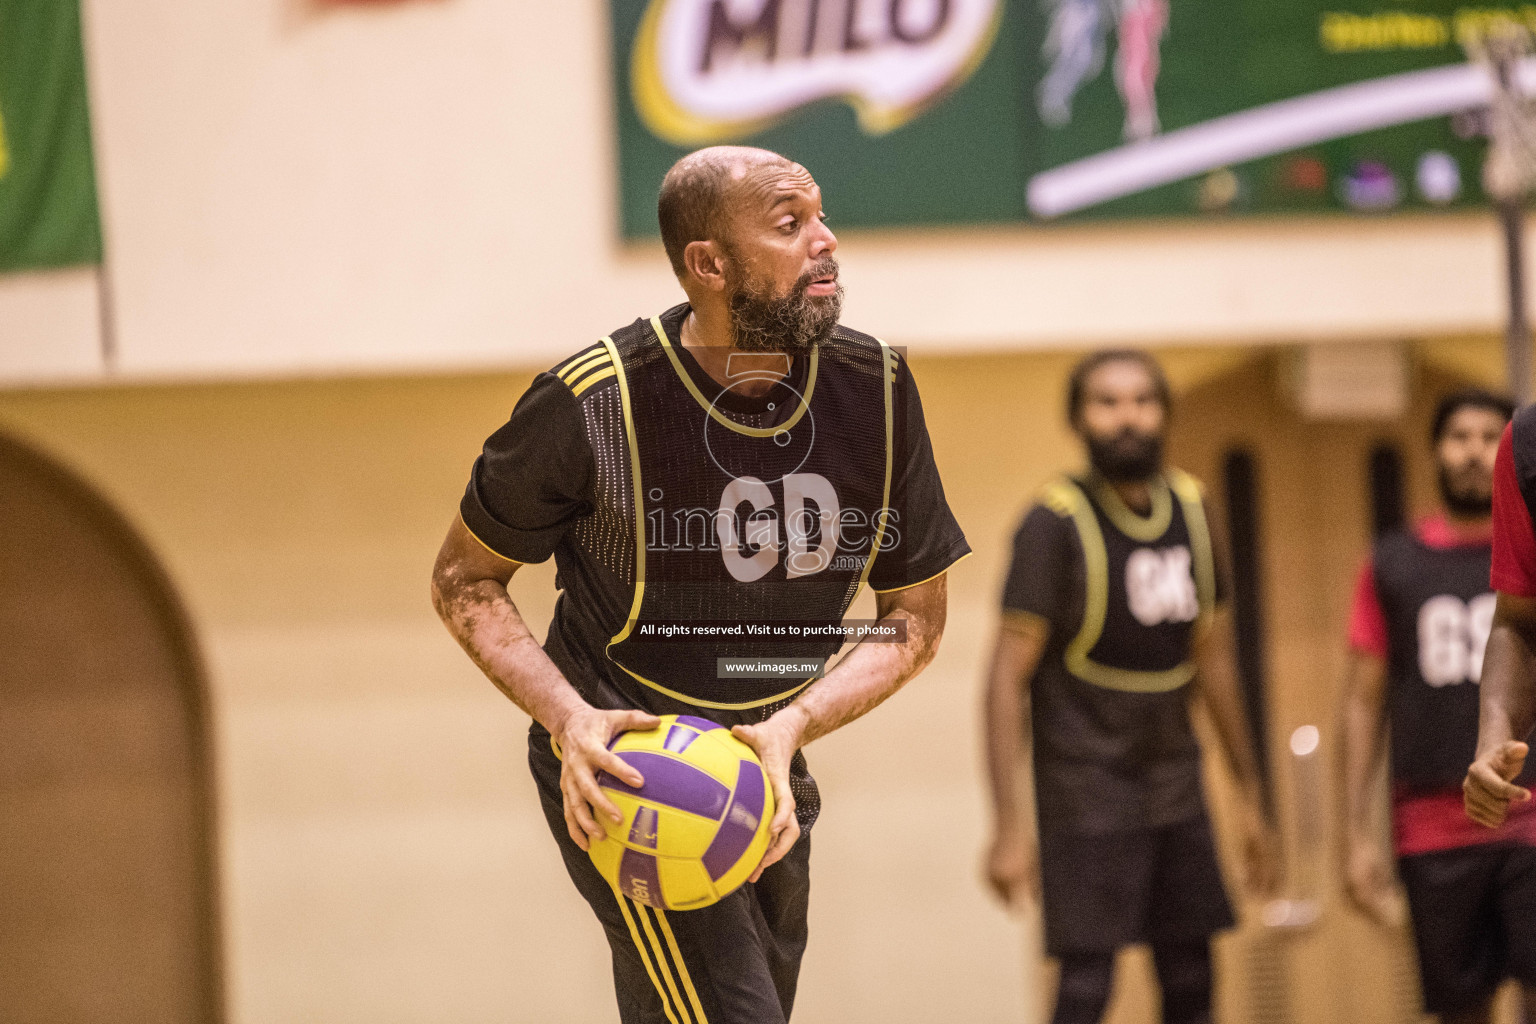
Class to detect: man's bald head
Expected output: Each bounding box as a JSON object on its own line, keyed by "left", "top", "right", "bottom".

{"left": 657, "top": 146, "right": 798, "bottom": 277}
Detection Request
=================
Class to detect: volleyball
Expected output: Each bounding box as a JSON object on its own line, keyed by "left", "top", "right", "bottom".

{"left": 589, "top": 714, "right": 775, "bottom": 911}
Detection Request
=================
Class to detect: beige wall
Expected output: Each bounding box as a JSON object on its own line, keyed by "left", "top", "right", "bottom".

{"left": 0, "top": 0, "right": 1528, "bottom": 384}
{"left": 0, "top": 335, "right": 1503, "bottom": 1023}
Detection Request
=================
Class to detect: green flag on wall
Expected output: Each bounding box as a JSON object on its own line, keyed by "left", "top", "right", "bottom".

{"left": 0, "top": 0, "right": 102, "bottom": 272}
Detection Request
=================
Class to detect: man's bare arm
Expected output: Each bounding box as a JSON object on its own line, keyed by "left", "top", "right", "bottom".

{"left": 733, "top": 573, "right": 950, "bottom": 879}
{"left": 1192, "top": 609, "right": 1267, "bottom": 800}
{"left": 1191, "top": 606, "right": 1280, "bottom": 895}
{"left": 981, "top": 613, "right": 1049, "bottom": 907}
{"left": 1339, "top": 652, "right": 1389, "bottom": 845}
{"left": 1466, "top": 592, "right": 1536, "bottom": 826}
{"left": 430, "top": 516, "right": 657, "bottom": 850}
{"left": 779, "top": 573, "right": 949, "bottom": 744}
{"left": 1338, "top": 651, "right": 1399, "bottom": 922}
{"left": 431, "top": 517, "right": 577, "bottom": 724}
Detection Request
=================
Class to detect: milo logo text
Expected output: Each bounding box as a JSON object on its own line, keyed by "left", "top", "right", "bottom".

{"left": 632, "top": 0, "right": 1003, "bottom": 142}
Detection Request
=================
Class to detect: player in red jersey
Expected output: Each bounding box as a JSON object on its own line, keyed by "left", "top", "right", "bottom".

{"left": 1341, "top": 390, "right": 1526, "bottom": 1023}
{"left": 1467, "top": 398, "right": 1536, "bottom": 830}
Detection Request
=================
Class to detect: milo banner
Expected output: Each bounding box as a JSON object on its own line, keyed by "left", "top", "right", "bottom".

{"left": 0, "top": 0, "right": 102, "bottom": 272}
{"left": 610, "top": 0, "right": 1534, "bottom": 232}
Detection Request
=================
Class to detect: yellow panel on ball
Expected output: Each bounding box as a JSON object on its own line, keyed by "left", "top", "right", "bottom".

{"left": 655, "top": 856, "right": 717, "bottom": 911}
{"left": 601, "top": 790, "right": 647, "bottom": 839}
{"left": 608, "top": 724, "right": 668, "bottom": 754}
{"left": 587, "top": 831, "right": 625, "bottom": 888}
{"left": 691, "top": 736, "right": 756, "bottom": 788}
{"left": 711, "top": 728, "right": 763, "bottom": 766}
{"left": 647, "top": 808, "right": 718, "bottom": 859}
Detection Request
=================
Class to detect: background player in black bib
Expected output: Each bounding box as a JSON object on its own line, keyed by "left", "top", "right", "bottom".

{"left": 1339, "top": 390, "right": 1534, "bottom": 1023}
{"left": 982, "top": 351, "right": 1278, "bottom": 1024}
{"left": 429, "top": 147, "right": 969, "bottom": 1024}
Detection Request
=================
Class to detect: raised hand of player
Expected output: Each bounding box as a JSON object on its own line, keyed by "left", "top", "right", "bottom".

{"left": 553, "top": 706, "right": 660, "bottom": 852}
{"left": 983, "top": 828, "right": 1040, "bottom": 910}
{"left": 1464, "top": 740, "right": 1532, "bottom": 828}
{"left": 733, "top": 708, "right": 807, "bottom": 883}
{"left": 1343, "top": 836, "right": 1404, "bottom": 928}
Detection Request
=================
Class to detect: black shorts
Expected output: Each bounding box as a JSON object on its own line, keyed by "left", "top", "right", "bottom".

{"left": 1398, "top": 843, "right": 1536, "bottom": 1014}
{"left": 527, "top": 726, "right": 811, "bottom": 1024}
{"left": 1038, "top": 815, "right": 1235, "bottom": 956}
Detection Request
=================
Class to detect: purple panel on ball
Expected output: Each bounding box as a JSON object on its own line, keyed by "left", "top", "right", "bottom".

{"left": 628, "top": 806, "right": 659, "bottom": 850}
{"left": 597, "top": 752, "right": 730, "bottom": 819}
{"left": 674, "top": 715, "right": 721, "bottom": 733}
{"left": 619, "top": 848, "right": 664, "bottom": 908}
{"left": 702, "top": 760, "right": 766, "bottom": 881}
{"left": 663, "top": 725, "right": 700, "bottom": 754}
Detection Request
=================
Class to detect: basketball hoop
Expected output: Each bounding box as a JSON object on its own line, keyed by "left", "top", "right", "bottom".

{"left": 1465, "top": 21, "right": 1536, "bottom": 402}
{"left": 1466, "top": 22, "right": 1536, "bottom": 202}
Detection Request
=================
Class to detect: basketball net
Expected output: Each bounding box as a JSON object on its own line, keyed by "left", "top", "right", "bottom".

{"left": 1466, "top": 22, "right": 1536, "bottom": 403}
{"left": 1467, "top": 22, "right": 1536, "bottom": 203}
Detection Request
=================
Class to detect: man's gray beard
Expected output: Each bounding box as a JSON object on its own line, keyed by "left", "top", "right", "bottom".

{"left": 727, "top": 280, "right": 843, "bottom": 355}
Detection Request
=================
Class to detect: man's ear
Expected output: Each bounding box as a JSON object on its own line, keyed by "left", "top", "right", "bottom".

{"left": 682, "top": 240, "right": 727, "bottom": 292}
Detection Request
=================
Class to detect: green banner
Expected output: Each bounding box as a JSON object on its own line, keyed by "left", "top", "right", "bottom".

{"left": 0, "top": 0, "right": 102, "bottom": 271}
{"left": 611, "top": 0, "right": 1530, "bottom": 234}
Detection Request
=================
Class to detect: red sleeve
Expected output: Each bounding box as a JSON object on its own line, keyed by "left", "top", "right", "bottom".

{"left": 1492, "top": 422, "right": 1536, "bottom": 596}
{"left": 1347, "top": 558, "right": 1389, "bottom": 659}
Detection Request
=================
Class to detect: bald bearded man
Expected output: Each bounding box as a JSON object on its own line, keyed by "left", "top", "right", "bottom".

{"left": 430, "top": 147, "right": 970, "bottom": 1023}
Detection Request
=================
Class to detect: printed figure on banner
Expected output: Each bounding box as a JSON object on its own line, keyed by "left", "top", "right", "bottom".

{"left": 1039, "top": 0, "right": 1169, "bottom": 141}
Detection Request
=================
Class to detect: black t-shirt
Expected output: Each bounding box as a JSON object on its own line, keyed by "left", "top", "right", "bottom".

{"left": 460, "top": 304, "right": 970, "bottom": 728}
{"left": 1002, "top": 474, "right": 1228, "bottom": 836}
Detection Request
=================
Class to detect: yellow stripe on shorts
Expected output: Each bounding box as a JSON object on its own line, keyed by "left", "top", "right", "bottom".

{"left": 635, "top": 901, "right": 694, "bottom": 1023}
{"left": 613, "top": 890, "right": 683, "bottom": 1024}
{"left": 656, "top": 908, "right": 710, "bottom": 1024}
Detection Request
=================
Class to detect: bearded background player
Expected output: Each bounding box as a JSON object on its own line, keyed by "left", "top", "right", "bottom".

{"left": 982, "top": 351, "right": 1277, "bottom": 1024}
{"left": 1340, "top": 390, "right": 1530, "bottom": 1024}
{"left": 429, "top": 146, "right": 969, "bottom": 1024}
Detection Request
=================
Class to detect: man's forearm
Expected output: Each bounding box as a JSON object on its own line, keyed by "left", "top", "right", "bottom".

{"left": 784, "top": 606, "right": 941, "bottom": 746}
{"left": 1480, "top": 614, "right": 1536, "bottom": 756}
{"left": 1207, "top": 686, "right": 1266, "bottom": 802}
{"left": 983, "top": 658, "right": 1033, "bottom": 835}
{"left": 1195, "top": 632, "right": 1269, "bottom": 809}
{"left": 982, "top": 617, "right": 1047, "bottom": 834}
{"left": 1340, "top": 677, "right": 1387, "bottom": 843}
{"left": 1188, "top": 610, "right": 1264, "bottom": 794}
{"left": 432, "top": 575, "right": 588, "bottom": 735}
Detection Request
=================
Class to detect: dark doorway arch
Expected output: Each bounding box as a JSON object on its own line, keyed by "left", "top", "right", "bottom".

{"left": 0, "top": 432, "right": 223, "bottom": 1023}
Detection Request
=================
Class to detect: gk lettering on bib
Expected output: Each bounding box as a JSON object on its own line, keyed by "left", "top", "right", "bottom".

{"left": 1039, "top": 472, "right": 1216, "bottom": 694}
{"left": 1126, "top": 546, "right": 1199, "bottom": 626}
